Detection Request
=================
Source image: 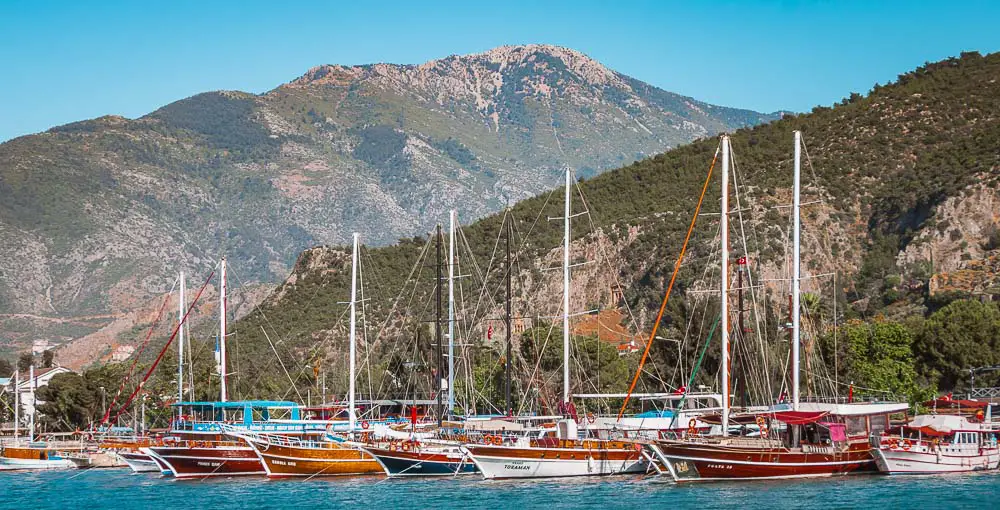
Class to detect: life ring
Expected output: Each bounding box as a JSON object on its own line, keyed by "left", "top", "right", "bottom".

{"left": 389, "top": 442, "right": 397, "bottom": 452}
{"left": 586, "top": 413, "right": 596, "bottom": 424}
{"left": 687, "top": 419, "right": 698, "bottom": 436}
{"left": 888, "top": 439, "right": 899, "bottom": 450}
{"left": 401, "top": 441, "right": 411, "bottom": 452}
{"left": 901, "top": 439, "right": 912, "bottom": 451}
{"left": 361, "top": 420, "right": 370, "bottom": 430}
{"left": 493, "top": 435, "right": 503, "bottom": 446}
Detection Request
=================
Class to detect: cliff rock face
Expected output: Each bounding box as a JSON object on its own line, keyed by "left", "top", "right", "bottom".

{"left": 0, "top": 45, "right": 776, "bottom": 360}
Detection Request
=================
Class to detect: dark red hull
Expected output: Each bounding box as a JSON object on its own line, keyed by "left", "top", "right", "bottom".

{"left": 654, "top": 440, "right": 876, "bottom": 481}
{"left": 146, "top": 444, "right": 263, "bottom": 478}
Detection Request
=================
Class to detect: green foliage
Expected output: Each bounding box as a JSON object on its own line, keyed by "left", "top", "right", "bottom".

{"left": 0, "top": 358, "right": 11, "bottom": 378}
{"left": 16, "top": 352, "right": 33, "bottom": 372}
{"left": 351, "top": 125, "right": 408, "bottom": 177}
{"left": 842, "top": 320, "right": 927, "bottom": 403}
{"left": 35, "top": 373, "right": 102, "bottom": 431}
{"left": 146, "top": 92, "right": 280, "bottom": 159}
{"left": 914, "top": 299, "right": 1000, "bottom": 390}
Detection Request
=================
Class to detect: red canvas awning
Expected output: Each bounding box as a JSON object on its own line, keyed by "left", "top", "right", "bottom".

{"left": 921, "top": 398, "right": 988, "bottom": 409}
{"left": 768, "top": 411, "right": 829, "bottom": 425}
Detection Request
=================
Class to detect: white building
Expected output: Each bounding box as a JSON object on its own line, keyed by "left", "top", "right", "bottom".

{"left": 31, "top": 339, "right": 51, "bottom": 356}
{"left": 2, "top": 366, "right": 74, "bottom": 421}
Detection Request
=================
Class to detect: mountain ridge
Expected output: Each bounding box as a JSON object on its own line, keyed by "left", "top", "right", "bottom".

{"left": 0, "top": 44, "right": 780, "bottom": 361}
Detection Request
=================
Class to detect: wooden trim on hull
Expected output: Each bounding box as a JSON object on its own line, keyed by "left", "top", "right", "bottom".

{"left": 146, "top": 446, "right": 264, "bottom": 478}
{"left": 464, "top": 444, "right": 645, "bottom": 479}
{"left": 362, "top": 446, "right": 477, "bottom": 477}
{"left": 244, "top": 439, "right": 382, "bottom": 477}
{"left": 656, "top": 441, "right": 876, "bottom": 482}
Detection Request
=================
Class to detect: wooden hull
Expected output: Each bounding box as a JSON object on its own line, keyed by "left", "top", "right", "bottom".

{"left": 243, "top": 438, "right": 382, "bottom": 478}
{"left": 143, "top": 444, "right": 264, "bottom": 478}
{"left": 0, "top": 447, "right": 75, "bottom": 471}
{"left": 874, "top": 443, "right": 1000, "bottom": 474}
{"left": 464, "top": 442, "right": 645, "bottom": 479}
{"left": 653, "top": 440, "right": 876, "bottom": 482}
{"left": 362, "top": 444, "right": 478, "bottom": 477}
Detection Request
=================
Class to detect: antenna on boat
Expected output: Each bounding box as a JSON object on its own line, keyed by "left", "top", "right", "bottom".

{"left": 349, "top": 232, "right": 359, "bottom": 434}
{"left": 448, "top": 210, "right": 456, "bottom": 418}
{"left": 178, "top": 271, "right": 185, "bottom": 405}
{"left": 219, "top": 257, "right": 228, "bottom": 402}
{"left": 563, "top": 167, "right": 572, "bottom": 406}
{"left": 792, "top": 131, "right": 802, "bottom": 411}
{"left": 721, "top": 135, "right": 731, "bottom": 437}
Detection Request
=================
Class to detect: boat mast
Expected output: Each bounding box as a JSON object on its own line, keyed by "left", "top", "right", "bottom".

{"left": 435, "top": 225, "right": 444, "bottom": 427}
{"left": 28, "top": 364, "right": 34, "bottom": 443}
{"left": 792, "top": 131, "right": 802, "bottom": 411}
{"left": 721, "top": 135, "right": 731, "bottom": 437}
{"left": 349, "top": 233, "right": 359, "bottom": 433}
{"left": 13, "top": 369, "right": 18, "bottom": 442}
{"left": 562, "top": 168, "right": 572, "bottom": 406}
{"left": 219, "top": 257, "right": 228, "bottom": 402}
{"left": 505, "top": 212, "right": 513, "bottom": 415}
{"left": 448, "top": 210, "right": 456, "bottom": 418}
{"left": 178, "top": 271, "right": 185, "bottom": 404}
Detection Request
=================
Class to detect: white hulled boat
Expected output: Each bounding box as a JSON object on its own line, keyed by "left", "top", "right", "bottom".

{"left": 874, "top": 414, "right": 1000, "bottom": 474}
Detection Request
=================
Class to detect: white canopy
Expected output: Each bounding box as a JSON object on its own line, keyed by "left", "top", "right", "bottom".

{"left": 908, "top": 414, "right": 981, "bottom": 433}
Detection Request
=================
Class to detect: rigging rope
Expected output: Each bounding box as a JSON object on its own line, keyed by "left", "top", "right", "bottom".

{"left": 617, "top": 143, "right": 720, "bottom": 419}
{"left": 101, "top": 277, "right": 178, "bottom": 425}
{"left": 109, "top": 269, "right": 215, "bottom": 424}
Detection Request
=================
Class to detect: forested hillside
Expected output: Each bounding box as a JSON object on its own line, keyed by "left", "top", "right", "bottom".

{"left": 11, "top": 51, "right": 1000, "bottom": 431}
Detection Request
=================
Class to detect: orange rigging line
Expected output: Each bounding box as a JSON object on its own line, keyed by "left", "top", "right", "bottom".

{"left": 616, "top": 142, "right": 720, "bottom": 420}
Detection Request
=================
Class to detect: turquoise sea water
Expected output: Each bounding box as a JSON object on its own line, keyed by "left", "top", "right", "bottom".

{"left": 1, "top": 470, "right": 997, "bottom": 509}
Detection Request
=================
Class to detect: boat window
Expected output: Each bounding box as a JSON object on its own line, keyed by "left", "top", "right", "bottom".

{"left": 845, "top": 416, "right": 867, "bottom": 437}
{"left": 868, "top": 414, "right": 888, "bottom": 433}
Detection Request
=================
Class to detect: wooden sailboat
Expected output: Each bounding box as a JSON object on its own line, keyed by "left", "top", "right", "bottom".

{"left": 229, "top": 233, "right": 382, "bottom": 477}
{"left": 0, "top": 366, "right": 78, "bottom": 471}
{"left": 463, "top": 169, "right": 645, "bottom": 479}
{"left": 646, "top": 132, "right": 909, "bottom": 482}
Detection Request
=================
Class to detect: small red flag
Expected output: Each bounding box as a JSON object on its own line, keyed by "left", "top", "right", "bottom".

{"left": 848, "top": 384, "right": 854, "bottom": 403}
{"left": 487, "top": 324, "right": 493, "bottom": 340}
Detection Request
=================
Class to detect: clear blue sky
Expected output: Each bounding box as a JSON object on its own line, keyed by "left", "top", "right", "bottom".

{"left": 1, "top": 0, "right": 997, "bottom": 142}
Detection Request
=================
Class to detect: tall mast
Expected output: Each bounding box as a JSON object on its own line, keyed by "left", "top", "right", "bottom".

{"left": 562, "top": 168, "right": 572, "bottom": 405}
{"left": 448, "top": 210, "right": 456, "bottom": 418}
{"left": 28, "top": 364, "right": 34, "bottom": 443}
{"left": 178, "top": 271, "right": 185, "bottom": 404}
{"left": 349, "top": 233, "right": 359, "bottom": 432}
{"left": 13, "top": 369, "right": 18, "bottom": 442}
{"left": 435, "top": 225, "right": 444, "bottom": 426}
{"left": 720, "top": 135, "right": 731, "bottom": 437}
{"left": 505, "top": 213, "right": 513, "bottom": 415}
{"left": 219, "top": 258, "right": 228, "bottom": 402}
{"left": 792, "top": 131, "right": 802, "bottom": 411}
